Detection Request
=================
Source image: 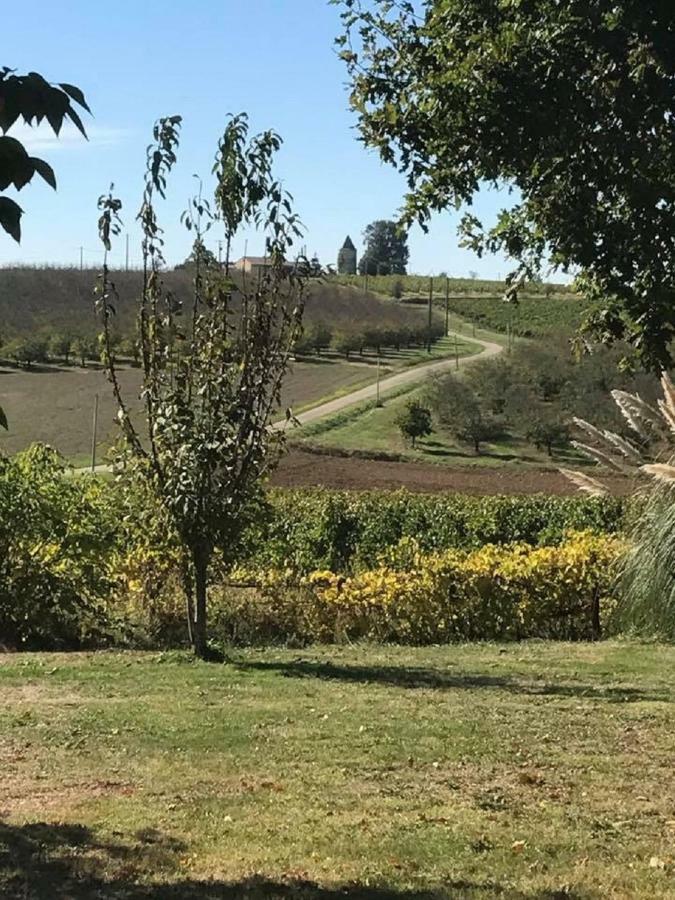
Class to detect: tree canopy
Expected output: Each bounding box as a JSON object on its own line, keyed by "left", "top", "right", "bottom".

{"left": 359, "top": 219, "right": 409, "bottom": 275}
{"left": 336, "top": 1, "right": 675, "bottom": 369}
{"left": 0, "top": 68, "right": 89, "bottom": 242}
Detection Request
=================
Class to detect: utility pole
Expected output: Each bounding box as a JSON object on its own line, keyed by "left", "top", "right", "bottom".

{"left": 79, "top": 246, "right": 84, "bottom": 271}
{"left": 427, "top": 276, "right": 433, "bottom": 353}
{"left": 455, "top": 334, "right": 460, "bottom": 370}
{"left": 445, "top": 276, "right": 450, "bottom": 336}
{"left": 375, "top": 353, "right": 382, "bottom": 407}
{"left": 90, "top": 393, "right": 99, "bottom": 473}
{"left": 125, "top": 234, "right": 130, "bottom": 271}
{"left": 217, "top": 240, "right": 223, "bottom": 265}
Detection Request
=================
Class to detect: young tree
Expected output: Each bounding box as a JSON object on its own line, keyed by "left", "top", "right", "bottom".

{"left": 506, "top": 384, "right": 570, "bottom": 457}
{"left": 331, "top": 330, "right": 361, "bottom": 359}
{"left": 48, "top": 332, "right": 72, "bottom": 364}
{"left": 96, "top": 114, "right": 306, "bottom": 659}
{"left": 2, "top": 336, "right": 48, "bottom": 369}
{"left": 358, "top": 220, "right": 409, "bottom": 275}
{"left": 395, "top": 399, "right": 432, "bottom": 448}
{"left": 70, "top": 335, "right": 97, "bottom": 368}
{"left": 428, "top": 374, "right": 501, "bottom": 454}
{"left": 117, "top": 335, "right": 141, "bottom": 365}
{"left": 310, "top": 321, "right": 332, "bottom": 355}
{"left": 465, "top": 356, "right": 515, "bottom": 416}
{"left": 526, "top": 418, "right": 570, "bottom": 458}
{"left": 336, "top": 2, "right": 675, "bottom": 369}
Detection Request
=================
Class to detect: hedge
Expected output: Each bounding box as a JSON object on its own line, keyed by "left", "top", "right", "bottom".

{"left": 223, "top": 532, "right": 624, "bottom": 645}
{"left": 245, "top": 489, "right": 626, "bottom": 574}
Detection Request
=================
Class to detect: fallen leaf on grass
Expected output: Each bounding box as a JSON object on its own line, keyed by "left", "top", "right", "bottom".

{"left": 512, "top": 840, "right": 526, "bottom": 854}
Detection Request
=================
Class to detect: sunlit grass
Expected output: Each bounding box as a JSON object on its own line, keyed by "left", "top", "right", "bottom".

{"left": 1, "top": 642, "right": 673, "bottom": 898}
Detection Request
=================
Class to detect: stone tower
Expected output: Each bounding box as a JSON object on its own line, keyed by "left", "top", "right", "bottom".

{"left": 337, "top": 235, "right": 357, "bottom": 275}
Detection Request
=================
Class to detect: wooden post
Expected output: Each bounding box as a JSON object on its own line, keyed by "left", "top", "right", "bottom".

{"left": 91, "top": 393, "right": 99, "bottom": 473}
{"left": 427, "top": 276, "right": 433, "bottom": 353}
{"left": 455, "top": 334, "right": 460, "bottom": 370}
{"left": 376, "top": 355, "right": 380, "bottom": 406}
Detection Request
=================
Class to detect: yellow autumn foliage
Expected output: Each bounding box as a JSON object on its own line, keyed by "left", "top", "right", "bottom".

{"left": 226, "top": 531, "right": 624, "bottom": 644}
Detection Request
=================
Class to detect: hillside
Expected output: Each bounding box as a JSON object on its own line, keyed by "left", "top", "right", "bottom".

{"left": 440, "top": 292, "right": 590, "bottom": 338}
{"left": 0, "top": 267, "right": 430, "bottom": 339}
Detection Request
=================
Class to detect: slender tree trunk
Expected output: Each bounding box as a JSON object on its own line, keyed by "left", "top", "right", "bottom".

{"left": 181, "top": 554, "right": 195, "bottom": 648}
{"left": 192, "top": 543, "right": 209, "bottom": 659}
{"left": 591, "top": 589, "right": 601, "bottom": 641}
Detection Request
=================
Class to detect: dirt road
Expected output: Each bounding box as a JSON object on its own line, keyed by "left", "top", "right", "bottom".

{"left": 274, "top": 329, "right": 503, "bottom": 429}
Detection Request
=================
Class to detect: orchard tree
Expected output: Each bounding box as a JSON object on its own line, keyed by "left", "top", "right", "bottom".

{"left": 48, "top": 332, "right": 72, "bottom": 364}
{"left": 71, "top": 335, "right": 97, "bottom": 368}
{"left": 395, "top": 399, "right": 432, "bottom": 448}
{"left": 359, "top": 219, "right": 409, "bottom": 275}
{"left": 96, "top": 114, "right": 306, "bottom": 659}
{"left": 427, "top": 373, "right": 501, "bottom": 454}
{"left": 2, "top": 336, "right": 48, "bottom": 369}
{"left": 336, "top": 1, "right": 675, "bottom": 369}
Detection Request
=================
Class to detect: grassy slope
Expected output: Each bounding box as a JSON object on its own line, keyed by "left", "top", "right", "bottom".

{"left": 0, "top": 334, "right": 482, "bottom": 462}
{"left": 1, "top": 642, "right": 673, "bottom": 898}
{"left": 0, "top": 269, "right": 480, "bottom": 461}
{"left": 293, "top": 321, "right": 581, "bottom": 470}
{"left": 0, "top": 269, "right": 436, "bottom": 339}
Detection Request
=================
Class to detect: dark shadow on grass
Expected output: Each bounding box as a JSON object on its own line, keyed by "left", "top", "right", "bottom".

{"left": 234, "top": 659, "right": 672, "bottom": 704}
{"left": 0, "top": 820, "right": 596, "bottom": 899}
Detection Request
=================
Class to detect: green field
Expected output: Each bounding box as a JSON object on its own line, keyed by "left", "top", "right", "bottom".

{"left": 1, "top": 642, "right": 673, "bottom": 899}
{"left": 297, "top": 388, "right": 583, "bottom": 468}
{"left": 440, "top": 294, "right": 590, "bottom": 339}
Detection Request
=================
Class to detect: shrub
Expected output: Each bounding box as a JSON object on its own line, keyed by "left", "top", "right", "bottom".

{"left": 225, "top": 532, "right": 624, "bottom": 645}
{"left": 0, "top": 445, "right": 121, "bottom": 649}
{"left": 245, "top": 489, "right": 626, "bottom": 574}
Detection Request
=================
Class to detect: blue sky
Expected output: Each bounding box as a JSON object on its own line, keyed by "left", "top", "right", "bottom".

{"left": 3, "top": 0, "right": 514, "bottom": 276}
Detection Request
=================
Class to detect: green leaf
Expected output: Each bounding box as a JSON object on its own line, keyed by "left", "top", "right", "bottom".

{"left": 30, "top": 157, "right": 57, "bottom": 190}
{"left": 0, "top": 196, "right": 23, "bottom": 241}
{"left": 66, "top": 105, "right": 88, "bottom": 139}
{"left": 0, "top": 135, "right": 32, "bottom": 190}
{"left": 58, "top": 83, "right": 91, "bottom": 114}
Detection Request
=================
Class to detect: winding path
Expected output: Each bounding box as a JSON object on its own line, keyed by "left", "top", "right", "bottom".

{"left": 275, "top": 329, "right": 503, "bottom": 430}
{"left": 78, "top": 329, "right": 503, "bottom": 472}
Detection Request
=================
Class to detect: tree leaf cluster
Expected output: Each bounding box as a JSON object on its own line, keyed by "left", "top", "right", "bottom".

{"left": 336, "top": 1, "right": 675, "bottom": 369}
{"left": 0, "top": 68, "right": 89, "bottom": 242}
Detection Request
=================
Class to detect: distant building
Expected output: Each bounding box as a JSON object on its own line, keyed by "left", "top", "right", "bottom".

{"left": 337, "top": 236, "right": 357, "bottom": 275}
{"left": 231, "top": 256, "right": 274, "bottom": 279}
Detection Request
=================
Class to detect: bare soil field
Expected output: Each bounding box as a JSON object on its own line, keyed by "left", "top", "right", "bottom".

{"left": 271, "top": 449, "right": 632, "bottom": 495}
{"left": 0, "top": 360, "right": 377, "bottom": 459}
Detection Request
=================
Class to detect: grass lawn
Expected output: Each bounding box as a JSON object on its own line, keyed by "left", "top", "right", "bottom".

{"left": 296, "top": 384, "right": 586, "bottom": 471}
{"left": 1, "top": 641, "right": 674, "bottom": 898}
